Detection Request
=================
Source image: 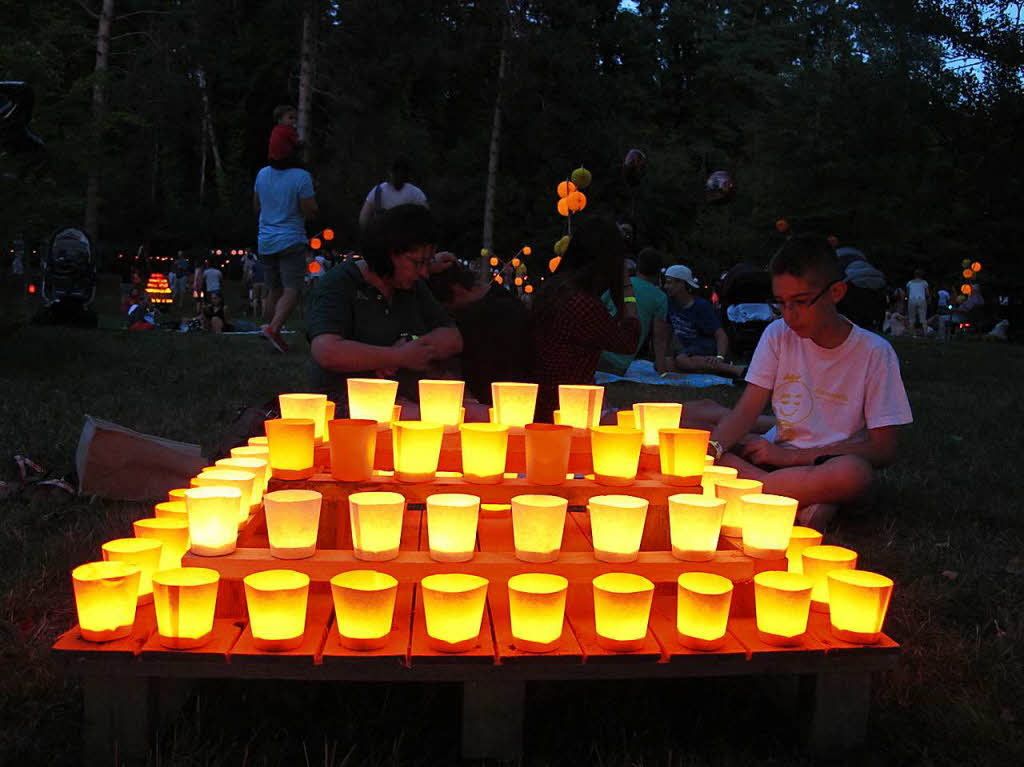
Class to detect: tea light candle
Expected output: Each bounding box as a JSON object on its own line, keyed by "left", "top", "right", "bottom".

{"left": 418, "top": 379, "right": 465, "bottom": 431}
{"left": 348, "top": 378, "right": 399, "bottom": 424}
{"left": 184, "top": 486, "right": 242, "bottom": 556}
{"left": 265, "top": 418, "right": 316, "bottom": 480}
{"left": 195, "top": 469, "right": 257, "bottom": 523}
{"left": 278, "top": 393, "right": 329, "bottom": 444}
{"left": 511, "top": 494, "right": 567, "bottom": 563}
{"left": 753, "top": 570, "right": 813, "bottom": 646}
{"left": 701, "top": 465, "right": 738, "bottom": 498}
{"left": 827, "top": 570, "right": 894, "bottom": 644}
{"left": 786, "top": 526, "right": 824, "bottom": 573}
{"left": 349, "top": 491, "right": 406, "bottom": 561}
{"left": 524, "top": 423, "right": 573, "bottom": 485}
{"left": 133, "top": 517, "right": 190, "bottom": 570}
{"left": 615, "top": 410, "right": 636, "bottom": 429}
{"left": 589, "top": 495, "right": 649, "bottom": 563}
{"left": 633, "top": 401, "right": 682, "bottom": 450}
{"left": 802, "top": 545, "right": 858, "bottom": 612}
{"left": 590, "top": 426, "right": 643, "bottom": 486}
{"left": 592, "top": 572, "right": 655, "bottom": 652}
{"left": 330, "top": 570, "right": 399, "bottom": 650}
{"left": 72, "top": 561, "right": 141, "bottom": 642}
{"left": 714, "top": 477, "right": 763, "bottom": 537}
{"left": 420, "top": 573, "right": 489, "bottom": 652}
{"left": 263, "top": 489, "right": 323, "bottom": 559}
{"left": 667, "top": 494, "right": 726, "bottom": 561}
{"left": 215, "top": 457, "right": 268, "bottom": 501}
{"left": 676, "top": 572, "right": 733, "bottom": 651}
{"left": 557, "top": 384, "right": 604, "bottom": 430}
{"left": 459, "top": 423, "right": 510, "bottom": 484}
{"left": 740, "top": 493, "right": 798, "bottom": 559}
{"left": 155, "top": 500, "right": 188, "bottom": 521}
{"left": 229, "top": 446, "right": 272, "bottom": 489}
{"left": 101, "top": 538, "right": 162, "bottom": 604}
{"left": 328, "top": 419, "right": 378, "bottom": 482}
{"left": 490, "top": 382, "right": 538, "bottom": 427}
{"left": 392, "top": 421, "right": 444, "bottom": 483}
{"left": 152, "top": 567, "right": 220, "bottom": 649}
{"left": 508, "top": 573, "right": 568, "bottom": 652}
{"left": 426, "top": 493, "right": 481, "bottom": 562}
{"left": 658, "top": 428, "right": 710, "bottom": 485}
{"left": 243, "top": 569, "right": 310, "bottom": 651}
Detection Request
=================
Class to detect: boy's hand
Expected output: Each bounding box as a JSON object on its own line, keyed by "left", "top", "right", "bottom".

{"left": 740, "top": 438, "right": 789, "bottom": 467}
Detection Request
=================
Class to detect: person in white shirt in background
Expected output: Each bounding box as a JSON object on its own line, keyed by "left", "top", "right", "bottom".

{"left": 358, "top": 157, "right": 428, "bottom": 230}
{"left": 708, "top": 234, "right": 913, "bottom": 530}
{"left": 906, "top": 269, "right": 930, "bottom": 337}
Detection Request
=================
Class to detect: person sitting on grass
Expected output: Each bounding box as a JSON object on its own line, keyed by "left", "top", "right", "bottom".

{"left": 202, "top": 291, "right": 232, "bottom": 333}
{"left": 707, "top": 234, "right": 913, "bottom": 530}
{"left": 662, "top": 264, "right": 746, "bottom": 379}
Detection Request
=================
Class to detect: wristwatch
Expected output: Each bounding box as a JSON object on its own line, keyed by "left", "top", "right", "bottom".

{"left": 708, "top": 439, "right": 724, "bottom": 461}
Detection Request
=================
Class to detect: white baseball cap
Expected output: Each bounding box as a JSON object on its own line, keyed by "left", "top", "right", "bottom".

{"left": 664, "top": 264, "right": 700, "bottom": 288}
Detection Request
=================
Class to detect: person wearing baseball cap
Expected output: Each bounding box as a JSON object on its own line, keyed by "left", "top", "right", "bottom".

{"left": 663, "top": 264, "right": 746, "bottom": 378}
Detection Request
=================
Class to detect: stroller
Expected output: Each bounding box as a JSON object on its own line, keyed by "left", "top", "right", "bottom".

{"left": 34, "top": 228, "right": 98, "bottom": 327}
{"left": 836, "top": 247, "right": 887, "bottom": 332}
{"left": 718, "top": 262, "right": 776, "bottom": 357}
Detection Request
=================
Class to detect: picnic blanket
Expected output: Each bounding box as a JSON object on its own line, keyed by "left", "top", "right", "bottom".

{"left": 595, "top": 359, "right": 733, "bottom": 388}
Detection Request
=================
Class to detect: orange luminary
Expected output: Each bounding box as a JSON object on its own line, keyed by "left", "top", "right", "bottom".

{"left": 701, "top": 465, "right": 738, "bottom": 498}
{"left": 72, "top": 561, "right": 141, "bottom": 642}
{"left": 508, "top": 573, "right": 568, "bottom": 652}
{"left": 419, "top": 379, "right": 465, "bottom": 430}
{"left": 265, "top": 418, "right": 316, "bottom": 480}
{"left": 667, "top": 494, "right": 725, "bottom": 561}
{"left": 802, "top": 545, "right": 858, "bottom": 612}
{"left": 589, "top": 495, "right": 648, "bottom": 562}
{"left": 420, "top": 573, "right": 489, "bottom": 652}
{"left": 590, "top": 426, "right": 643, "bottom": 486}
{"left": 827, "top": 570, "right": 894, "bottom": 644}
{"left": 263, "top": 489, "right": 323, "bottom": 559}
{"left": 328, "top": 419, "right": 378, "bottom": 482}
{"left": 229, "top": 446, "right": 272, "bottom": 489}
{"left": 278, "top": 393, "right": 329, "bottom": 444}
{"left": 615, "top": 410, "right": 636, "bottom": 429}
{"left": 786, "top": 526, "right": 823, "bottom": 573}
{"left": 659, "top": 428, "right": 710, "bottom": 485}
{"left": 184, "top": 486, "right": 241, "bottom": 556}
{"left": 155, "top": 500, "right": 188, "bottom": 521}
{"left": 167, "top": 488, "right": 189, "bottom": 504}
{"left": 248, "top": 436, "right": 269, "bottom": 447}
{"left": 330, "top": 570, "right": 399, "bottom": 650}
{"left": 557, "top": 384, "right": 605, "bottom": 429}
{"left": 753, "top": 570, "right": 813, "bottom": 646}
{"left": 740, "top": 493, "right": 798, "bottom": 559}
{"left": 633, "top": 402, "right": 682, "bottom": 450}
{"left": 524, "top": 423, "right": 573, "bottom": 485}
{"left": 459, "top": 423, "right": 510, "bottom": 484}
{"left": 347, "top": 378, "right": 399, "bottom": 424}
{"left": 491, "top": 382, "right": 538, "bottom": 427}
{"left": 676, "top": 572, "right": 733, "bottom": 651}
{"left": 392, "top": 421, "right": 444, "bottom": 483}
{"left": 133, "top": 517, "right": 190, "bottom": 570}
{"left": 426, "top": 493, "right": 481, "bottom": 562}
{"left": 215, "top": 457, "right": 269, "bottom": 501}
{"left": 152, "top": 567, "right": 220, "bottom": 649}
{"left": 195, "top": 469, "right": 257, "bottom": 523}
{"left": 102, "top": 538, "right": 162, "bottom": 604}
{"left": 511, "top": 494, "right": 568, "bottom": 563}
{"left": 592, "top": 573, "right": 654, "bottom": 652}
{"left": 714, "top": 477, "right": 763, "bottom": 537}
{"left": 349, "top": 491, "right": 406, "bottom": 561}
{"left": 243, "top": 569, "right": 310, "bottom": 651}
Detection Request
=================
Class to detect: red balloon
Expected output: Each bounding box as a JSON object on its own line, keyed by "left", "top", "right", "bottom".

{"left": 623, "top": 149, "right": 647, "bottom": 187}
{"left": 704, "top": 170, "right": 736, "bottom": 204}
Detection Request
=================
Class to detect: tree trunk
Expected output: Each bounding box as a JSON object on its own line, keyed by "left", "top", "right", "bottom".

{"left": 199, "top": 107, "right": 208, "bottom": 203}
{"left": 85, "top": 0, "right": 114, "bottom": 243}
{"left": 297, "top": 1, "right": 317, "bottom": 159}
{"left": 481, "top": 24, "right": 508, "bottom": 260}
{"left": 197, "top": 68, "right": 224, "bottom": 185}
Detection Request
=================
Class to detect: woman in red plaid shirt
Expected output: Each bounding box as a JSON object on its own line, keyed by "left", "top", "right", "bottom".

{"left": 532, "top": 217, "right": 640, "bottom": 421}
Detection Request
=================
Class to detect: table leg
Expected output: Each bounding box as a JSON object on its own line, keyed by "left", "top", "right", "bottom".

{"left": 461, "top": 679, "right": 525, "bottom": 762}
{"left": 804, "top": 670, "right": 872, "bottom": 757}
{"left": 82, "top": 674, "right": 153, "bottom": 766}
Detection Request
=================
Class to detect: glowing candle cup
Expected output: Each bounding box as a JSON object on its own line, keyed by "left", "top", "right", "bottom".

{"left": 616, "top": 410, "right": 636, "bottom": 428}
{"left": 508, "top": 573, "right": 568, "bottom": 652}
{"left": 102, "top": 538, "right": 162, "bottom": 604}
{"left": 557, "top": 384, "right": 604, "bottom": 430}
{"left": 265, "top": 418, "right": 316, "bottom": 480}
{"left": 659, "top": 428, "right": 710, "bottom": 486}
{"left": 459, "top": 423, "right": 509, "bottom": 484}
{"left": 348, "top": 378, "right": 399, "bottom": 424}
{"left": 676, "top": 572, "right": 733, "bottom": 651}
{"left": 426, "top": 493, "right": 480, "bottom": 562}
{"left": 827, "top": 570, "right": 894, "bottom": 644}
{"left": 633, "top": 402, "right": 682, "bottom": 450}
{"left": 668, "top": 494, "right": 725, "bottom": 561}
{"left": 590, "top": 426, "right": 643, "bottom": 486}
{"left": 167, "top": 488, "right": 189, "bottom": 504}
{"left": 152, "top": 567, "right": 220, "bottom": 649}
{"left": 349, "top": 491, "right": 405, "bottom": 561}
{"left": 155, "top": 500, "right": 187, "bottom": 521}
{"left": 328, "top": 419, "right": 378, "bottom": 482}
{"left": 196, "top": 469, "right": 257, "bottom": 523}
{"left": 419, "top": 379, "right": 465, "bottom": 431}
{"left": 185, "top": 486, "right": 242, "bottom": 556}
{"left": 753, "top": 570, "right": 813, "bottom": 646}
{"left": 279, "top": 393, "right": 329, "bottom": 444}
{"left": 491, "top": 382, "right": 538, "bottom": 427}
{"left": 589, "top": 495, "right": 648, "bottom": 563}
{"left": 215, "top": 457, "right": 268, "bottom": 501}
{"left": 592, "top": 573, "right": 654, "bottom": 652}
{"left": 248, "top": 436, "right": 268, "bottom": 447}
{"left": 243, "top": 569, "right": 310, "bottom": 651}
{"left": 72, "top": 561, "right": 141, "bottom": 642}
{"left": 133, "top": 517, "right": 190, "bottom": 570}
{"left": 511, "top": 494, "right": 567, "bottom": 563}
{"left": 787, "top": 526, "right": 823, "bottom": 573}
{"left": 264, "top": 489, "right": 323, "bottom": 559}
{"left": 802, "top": 545, "right": 858, "bottom": 612}
{"left": 701, "top": 465, "right": 738, "bottom": 498}
{"left": 524, "top": 423, "right": 572, "bottom": 485}
{"left": 229, "top": 446, "right": 272, "bottom": 488}
{"left": 330, "top": 570, "right": 399, "bottom": 650}
{"left": 715, "top": 478, "right": 763, "bottom": 537}
{"left": 420, "top": 573, "right": 489, "bottom": 652}
{"left": 741, "top": 493, "right": 798, "bottom": 559}
{"left": 392, "top": 421, "right": 444, "bottom": 483}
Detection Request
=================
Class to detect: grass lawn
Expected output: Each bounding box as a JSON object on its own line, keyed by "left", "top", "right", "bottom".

{"left": 1, "top": 279, "right": 1022, "bottom": 766}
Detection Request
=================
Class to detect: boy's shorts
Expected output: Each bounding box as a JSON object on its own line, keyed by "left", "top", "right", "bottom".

{"left": 259, "top": 242, "right": 308, "bottom": 293}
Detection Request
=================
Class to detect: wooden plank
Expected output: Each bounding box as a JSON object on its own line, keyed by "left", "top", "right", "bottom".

{"left": 805, "top": 611, "right": 900, "bottom": 656}
{"left": 726, "top": 615, "right": 828, "bottom": 659}
{"left": 409, "top": 583, "right": 496, "bottom": 664}
{"left": 648, "top": 595, "right": 748, "bottom": 663}
{"left": 564, "top": 587, "right": 662, "bottom": 663}
{"left": 52, "top": 602, "right": 157, "bottom": 659}
{"left": 487, "top": 581, "right": 583, "bottom": 665}
{"left": 321, "top": 583, "right": 414, "bottom": 667}
{"left": 139, "top": 619, "right": 244, "bottom": 662}
{"left": 228, "top": 593, "right": 333, "bottom": 664}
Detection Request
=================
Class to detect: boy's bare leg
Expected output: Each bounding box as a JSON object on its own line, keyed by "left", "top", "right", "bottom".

{"left": 719, "top": 452, "right": 873, "bottom": 507}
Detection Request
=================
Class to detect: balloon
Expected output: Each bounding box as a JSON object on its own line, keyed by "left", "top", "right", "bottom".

{"left": 553, "top": 235, "right": 570, "bottom": 256}
{"left": 622, "top": 149, "right": 647, "bottom": 187}
{"left": 557, "top": 196, "right": 571, "bottom": 217}
{"left": 557, "top": 180, "right": 577, "bottom": 198}
{"left": 571, "top": 167, "right": 592, "bottom": 189}
{"left": 775, "top": 219, "right": 789, "bottom": 233}
{"left": 704, "top": 170, "right": 736, "bottom": 203}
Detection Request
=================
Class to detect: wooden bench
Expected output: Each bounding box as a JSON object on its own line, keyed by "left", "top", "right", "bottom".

{"left": 53, "top": 474, "right": 898, "bottom": 765}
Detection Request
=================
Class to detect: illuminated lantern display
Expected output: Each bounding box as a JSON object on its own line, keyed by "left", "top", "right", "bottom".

{"left": 167, "top": 488, "right": 189, "bottom": 504}
{"left": 426, "top": 493, "right": 481, "bottom": 562}
{"left": 511, "top": 257, "right": 521, "bottom": 267}
{"left": 524, "top": 423, "right": 573, "bottom": 485}
{"left": 802, "top": 545, "right": 858, "bottom": 612}
{"left": 558, "top": 384, "right": 604, "bottom": 429}
{"left": 144, "top": 273, "right": 173, "bottom": 304}
{"left": 102, "top": 538, "right": 162, "bottom": 604}
{"left": 557, "top": 196, "right": 571, "bottom": 217}
{"left": 511, "top": 494, "right": 568, "bottom": 563}
{"left": 491, "top": 382, "right": 538, "bottom": 427}
{"left": 248, "top": 436, "right": 269, "bottom": 447}
{"left": 753, "top": 570, "right": 813, "bottom": 646}
{"left": 524, "top": 284, "right": 534, "bottom": 294}
{"left": 714, "top": 477, "right": 763, "bottom": 537}
{"left": 420, "top": 573, "right": 489, "bottom": 652}
{"left": 195, "top": 469, "right": 257, "bottom": 523}
{"left": 963, "top": 268, "right": 974, "bottom": 279}
{"left": 322, "top": 228, "right": 335, "bottom": 241}
{"left": 514, "top": 277, "right": 523, "bottom": 287}
{"left": 265, "top": 418, "right": 316, "bottom": 480}
{"left": 330, "top": 570, "right": 399, "bottom": 650}
{"left": 971, "top": 261, "right": 981, "bottom": 273}
{"left": 151, "top": 567, "right": 220, "bottom": 649}
{"left": 508, "top": 573, "right": 568, "bottom": 652}
{"left": 155, "top": 500, "right": 187, "bottom": 521}
{"left": 490, "top": 256, "right": 499, "bottom": 267}
{"left": 263, "top": 489, "right": 323, "bottom": 559}
{"left": 567, "top": 190, "right": 587, "bottom": 212}
{"left": 348, "top": 378, "right": 399, "bottom": 423}
{"left": 615, "top": 410, "right": 636, "bottom": 429}
{"left": 459, "top": 423, "right": 510, "bottom": 484}
{"left": 72, "top": 561, "right": 141, "bottom": 642}
{"left": 633, "top": 402, "right": 683, "bottom": 450}
{"left": 184, "top": 486, "right": 242, "bottom": 556}
{"left": 659, "top": 428, "right": 710, "bottom": 485}
{"left": 590, "top": 426, "right": 643, "bottom": 486}
{"left": 827, "top": 570, "right": 894, "bottom": 644}
{"left": 328, "top": 419, "right": 377, "bottom": 482}
{"left": 392, "top": 421, "right": 444, "bottom": 483}
{"left": 786, "top": 526, "right": 823, "bottom": 573}
{"left": 243, "top": 569, "right": 310, "bottom": 651}
{"left": 349, "top": 491, "right": 406, "bottom": 561}
{"left": 324, "top": 402, "right": 336, "bottom": 440}
{"left": 278, "top": 393, "right": 329, "bottom": 444}
{"left": 592, "top": 573, "right": 654, "bottom": 651}
{"left": 133, "top": 517, "right": 190, "bottom": 570}
{"left": 740, "top": 493, "right": 798, "bottom": 559}
{"left": 589, "top": 495, "right": 649, "bottom": 562}
{"left": 215, "top": 457, "right": 269, "bottom": 500}
{"left": 556, "top": 180, "right": 577, "bottom": 197}
{"left": 676, "top": 572, "right": 733, "bottom": 651}
{"left": 961, "top": 284, "right": 972, "bottom": 295}
{"left": 229, "top": 446, "right": 272, "bottom": 489}
{"left": 701, "top": 465, "right": 738, "bottom": 497}
{"left": 419, "top": 379, "right": 465, "bottom": 430}
{"left": 667, "top": 494, "right": 725, "bottom": 561}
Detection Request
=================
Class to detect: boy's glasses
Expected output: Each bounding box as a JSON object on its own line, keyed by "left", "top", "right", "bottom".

{"left": 772, "top": 280, "right": 839, "bottom": 313}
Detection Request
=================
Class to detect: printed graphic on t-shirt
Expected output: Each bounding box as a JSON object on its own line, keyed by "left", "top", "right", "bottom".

{"left": 773, "top": 375, "right": 812, "bottom": 442}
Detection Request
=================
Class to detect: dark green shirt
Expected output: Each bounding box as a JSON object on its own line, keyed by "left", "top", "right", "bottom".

{"left": 306, "top": 260, "right": 454, "bottom": 409}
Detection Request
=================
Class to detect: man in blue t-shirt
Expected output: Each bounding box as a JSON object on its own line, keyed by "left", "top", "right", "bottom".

{"left": 664, "top": 264, "right": 746, "bottom": 378}
{"left": 253, "top": 126, "right": 318, "bottom": 352}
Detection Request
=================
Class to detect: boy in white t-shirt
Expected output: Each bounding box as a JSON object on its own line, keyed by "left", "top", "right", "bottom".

{"left": 906, "top": 269, "right": 930, "bottom": 337}
{"left": 708, "top": 234, "right": 913, "bottom": 529}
